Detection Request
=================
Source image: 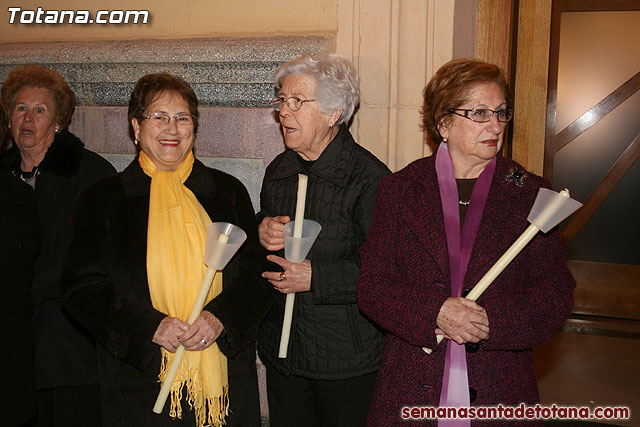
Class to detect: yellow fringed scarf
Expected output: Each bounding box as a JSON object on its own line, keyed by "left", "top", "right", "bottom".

{"left": 140, "top": 150, "right": 229, "bottom": 427}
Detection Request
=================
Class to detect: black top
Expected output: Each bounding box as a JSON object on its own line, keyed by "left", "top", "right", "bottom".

{"left": 456, "top": 177, "right": 477, "bottom": 228}
{"left": 295, "top": 153, "right": 315, "bottom": 173}
{"left": 0, "top": 173, "right": 39, "bottom": 424}
{"left": 0, "top": 130, "right": 116, "bottom": 389}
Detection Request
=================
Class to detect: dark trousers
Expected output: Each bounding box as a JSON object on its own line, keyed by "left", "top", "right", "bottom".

{"left": 265, "top": 362, "right": 377, "bottom": 427}
{"left": 37, "top": 384, "right": 101, "bottom": 427}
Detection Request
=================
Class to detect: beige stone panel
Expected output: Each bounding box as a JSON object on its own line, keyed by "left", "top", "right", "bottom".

{"left": 336, "top": 0, "right": 456, "bottom": 171}
{"left": 512, "top": 0, "right": 552, "bottom": 174}
{"left": 2, "top": 0, "right": 338, "bottom": 42}
{"left": 336, "top": 0, "right": 357, "bottom": 60}
{"left": 427, "top": 0, "right": 455, "bottom": 74}
{"left": 393, "top": 106, "right": 429, "bottom": 171}
{"left": 396, "top": 0, "right": 429, "bottom": 108}
{"left": 354, "top": 107, "right": 390, "bottom": 165}
{"left": 172, "top": 0, "right": 338, "bottom": 37}
{"left": 356, "top": 0, "right": 393, "bottom": 106}
{"left": 336, "top": 0, "right": 360, "bottom": 152}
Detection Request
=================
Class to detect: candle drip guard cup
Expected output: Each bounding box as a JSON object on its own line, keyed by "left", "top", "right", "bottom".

{"left": 278, "top": 219, "right": 321, "bottom": 359}
{"left": 527, "top": 188, "right": 583, "bottom": 233}
{"left": 283, "top": 220, "right": 322, "bottom": 262}
{"left": 204, "top": 222, "right": 247, "bottom": 270}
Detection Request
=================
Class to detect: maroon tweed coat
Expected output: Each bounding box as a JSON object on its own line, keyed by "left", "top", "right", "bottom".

{"left": 357, "top": 154, "right": 575, "bottom": 426}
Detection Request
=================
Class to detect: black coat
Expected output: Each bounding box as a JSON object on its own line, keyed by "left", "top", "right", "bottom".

{"left": 0, "top": 173, "right": 39, "bottom": 425}
{"left": 0, "top": 130, "right": 116, "bottom": 389}
{"left": 62, "top": 158, "right": 272, "bottom": 427}
{"left": 257, "top": 125, "right": 391, "bottom": 380}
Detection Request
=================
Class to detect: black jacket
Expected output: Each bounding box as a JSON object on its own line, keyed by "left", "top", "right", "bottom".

{"left": 0, "top": 130, "right": 116, "bottom": 389}
{"left": 257, "top": 125, "right": 391, "bottom": 380}
{"left": 62, "top": 158, "right": 272, "bottom": 426}
{"left": 0, "top": 173, "right": 39, "bottom": 425}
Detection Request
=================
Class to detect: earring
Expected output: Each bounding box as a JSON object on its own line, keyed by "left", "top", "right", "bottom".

{"left": 134, "top": 139, "right": 139, "bottom": 146}
{"left": 442, "top": 137, "right": 447, "bottom": 143}
{"left": 329, "top": 123, "right": 334, "bottom": 128}
{"left": 7, "top": 123, "right": 11, "bottom": 129}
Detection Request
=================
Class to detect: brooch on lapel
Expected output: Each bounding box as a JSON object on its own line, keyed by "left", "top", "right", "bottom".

{"left": 505, "top": 167, "right": 528, "bottom": 187}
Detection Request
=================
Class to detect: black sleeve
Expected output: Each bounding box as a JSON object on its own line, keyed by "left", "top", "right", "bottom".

{"left": 62, "top": 181, "right": 165, "bottom": 371}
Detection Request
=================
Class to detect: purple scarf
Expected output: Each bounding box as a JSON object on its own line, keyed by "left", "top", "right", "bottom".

{"left": 435, "top": 143, "right": 496, "bottom": 426}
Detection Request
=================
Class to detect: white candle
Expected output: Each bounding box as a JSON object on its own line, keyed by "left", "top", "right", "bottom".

{"left": 153, "top": 231, "right": 230, "bottom": 414}
{"left": 278, "top": 174, "right": 308, "bottom": 358}
{"left": 293, "top": 174, "right": 308, "bottom": 238}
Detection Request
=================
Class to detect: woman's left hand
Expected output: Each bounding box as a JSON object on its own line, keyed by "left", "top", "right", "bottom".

{"left": 178, "top": 310, "right": 224, "bottom": 351}
{"left": 262, "top": 254, "right": 311, "bottom": 294}
{"left": 436, "top": 297, "right": 490, "bottom": 345}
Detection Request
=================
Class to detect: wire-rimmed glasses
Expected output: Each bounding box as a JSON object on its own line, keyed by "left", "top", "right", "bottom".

{"left": 448, "top": 108, "right": 513, "bottom": 123}
{"left": 142, "top": 112, "right": 196, "bottom": 126}
{"left": 269, "top": 96, "right": 316, "bottom": 112}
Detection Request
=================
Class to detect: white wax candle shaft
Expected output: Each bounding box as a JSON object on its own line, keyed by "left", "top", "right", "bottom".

{"left": 465, "top": 224, "right": 539, "bottom": 301}
{"left": 462, "top": 190, "right": 571, "bottom": 303}
{"left": 278, "top": 174, "right": 308, "bottom": 358}
{"left": 278, "top": 294, "right": 295, "bottom": 358}
{"left": 293, "top": 174, "right": 308, "bottom": 238}
{"left": 153, "top": 232, "right": 230, "bottom": 414}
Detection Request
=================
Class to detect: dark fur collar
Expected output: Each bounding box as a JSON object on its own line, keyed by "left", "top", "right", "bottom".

{"left": 0, "top": 130, "right": 84, "bottom": 177}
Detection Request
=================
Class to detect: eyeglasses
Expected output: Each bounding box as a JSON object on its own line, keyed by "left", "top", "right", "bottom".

{"left": 142, "top": 112, "right": 196, "bottom": 126}
{"left": 269, "top": 96, "right": 316, "bottom": 112}
{"left": 448, "top": 108, "right": 513, "bottom": 123}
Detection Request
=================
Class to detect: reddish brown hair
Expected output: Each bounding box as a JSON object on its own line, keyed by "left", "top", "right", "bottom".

{"left": 422, "top": 59, "right": 511, "bottom": 150}
{"left": 1, "top": 65, "right": 75, "bottom": 129}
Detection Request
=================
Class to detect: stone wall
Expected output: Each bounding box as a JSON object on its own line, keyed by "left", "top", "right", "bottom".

{"left": 1, "top": 36, "right": 330, "bottom": 205}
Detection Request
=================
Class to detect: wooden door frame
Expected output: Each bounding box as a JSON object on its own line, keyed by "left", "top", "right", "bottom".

{"left": 543, "top": 0, "right": 640, "bottom": 337}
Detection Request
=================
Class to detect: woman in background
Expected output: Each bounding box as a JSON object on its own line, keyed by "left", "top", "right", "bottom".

{"left": 0, "top": 65, "right": 115, "bottom": 426}
{"left": 0, "top": 101, "right": 39, "bottom": 426}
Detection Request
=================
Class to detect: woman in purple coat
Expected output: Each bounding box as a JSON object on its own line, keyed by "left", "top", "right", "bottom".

{"left": 356, "top": 59, "right": 575, "bottom": 426}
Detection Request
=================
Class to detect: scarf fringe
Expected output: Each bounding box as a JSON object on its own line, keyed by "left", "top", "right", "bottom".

{"left": 159, "top": 351, "right": 229, "bottom": 427}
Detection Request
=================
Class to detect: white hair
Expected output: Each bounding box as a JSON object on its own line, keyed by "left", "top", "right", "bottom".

{"left": 274, "top": 53, "right": 360, "bottom": 124}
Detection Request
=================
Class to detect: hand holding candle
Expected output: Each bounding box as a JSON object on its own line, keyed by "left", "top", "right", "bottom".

{"left": 153, "top": 222, "right": 246, "bottom": 414}
{"left": 422, "top": 188, "right": 582, "bottom": 354}
{"left": 293, "top": 174, "right": 308, "bottom": 238}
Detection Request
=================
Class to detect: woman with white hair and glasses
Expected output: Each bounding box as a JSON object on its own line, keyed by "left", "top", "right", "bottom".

{"left": 257, "top": 53, "right": 390, "bottom": 427}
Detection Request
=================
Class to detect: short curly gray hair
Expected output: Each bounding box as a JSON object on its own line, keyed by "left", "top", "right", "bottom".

{"left": 275, "top": 53, "right": 360, "bottom": 125}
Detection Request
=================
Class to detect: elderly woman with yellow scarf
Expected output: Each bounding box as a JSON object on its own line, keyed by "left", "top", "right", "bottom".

{"left": 62, "top": 73, "right": 271, "bottom": 427}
